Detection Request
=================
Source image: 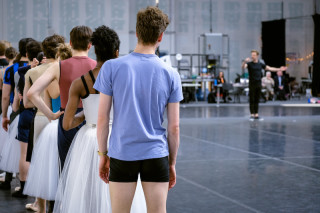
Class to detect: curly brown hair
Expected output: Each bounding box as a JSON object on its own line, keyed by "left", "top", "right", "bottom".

{"left": 56, "top": 43, "right": 72, "bottom": 60}
{"left": 136, "top": 6, "right": 169, "bottom": 45}
{"left": 42, "top": 34, "right": 65, "bottom": 59}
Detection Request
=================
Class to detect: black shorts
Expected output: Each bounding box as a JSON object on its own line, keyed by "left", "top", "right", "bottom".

{"left": 17, "top": 108, "right": 36, "bottom": 143}
{"left": 109, "top": 156, "right": 169, "bottom": 182}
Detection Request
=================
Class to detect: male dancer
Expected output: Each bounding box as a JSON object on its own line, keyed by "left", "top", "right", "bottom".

{"left": 28, "top": 26, "right": 96, "bottom": 168}
{"left": 242, "top": 50, "right": 287, "bottom": 120}
{"left": 0, "top": 38, "right": 33, "bottom": 190}
{"left": 95, "top": 6, "right": 183, "bottom": 213}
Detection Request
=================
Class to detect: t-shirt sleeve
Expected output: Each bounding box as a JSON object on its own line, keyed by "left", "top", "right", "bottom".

{"left": 261, "top": 63, "right": 266, "bottom": 70}
{"left": 168, "top": 70, "right": 183, "bottom": 103}
{"left": 93, "top": 61, "right": 113, "bottom": 96}
{"left": 3, "top": 67, "right": 12, "bottom": 85}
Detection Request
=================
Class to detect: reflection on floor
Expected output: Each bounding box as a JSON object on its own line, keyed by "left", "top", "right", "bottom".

{"left": 167, "top": 101, "right": 320, "bottom": 213}
{"left": 1, "top": 99, "right": 320, "bottom": 212}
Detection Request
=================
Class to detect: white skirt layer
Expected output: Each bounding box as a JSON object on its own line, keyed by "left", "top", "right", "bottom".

{"left": 0, "top": 106, "right": 12, "bottom": 152}
{"left": 0, "top": 115, "right": 20, "bottom": 173}
{"left": 0, "top": 117, "right": 8, "bottom": 153}
{"left": 53, "top": 124, "right": 147, "bottom": 213}
{"left": 24, "top": 120, "right": 59, "bottom": 200}
{"left": 33, "top": 114, "right": 50, "bottom": 145}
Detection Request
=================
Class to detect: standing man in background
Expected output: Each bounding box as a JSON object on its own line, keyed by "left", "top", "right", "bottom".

{"left": 242, "top": 50, "right": 287, "bottom": 120}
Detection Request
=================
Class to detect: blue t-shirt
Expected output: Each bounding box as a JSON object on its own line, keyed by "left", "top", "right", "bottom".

{"left": 94, "top": 52, "right": 183, "bottom": 161}
{"left": 3, "top": 61, "right": 28, "bottom": 103}
{"left": 3, "top": 64, "right": 14, "bottom": 85}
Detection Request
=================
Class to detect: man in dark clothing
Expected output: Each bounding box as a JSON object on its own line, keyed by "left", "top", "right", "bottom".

{"left": 274, "top": 70, "right": 289, "bottom": 100}
{"left": 242, "top": 50, "right": 287, "bottom": 120}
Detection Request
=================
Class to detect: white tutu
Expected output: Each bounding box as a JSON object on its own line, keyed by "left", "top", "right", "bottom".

{"left": 0, "top": 106, "right": 12, "bottom": 152}
{"left": 54, "top": 124, "right": 147, "bottom": 213}
{"left": 33, "top": 114, "right": 50, "bottom": 144}
{"left": 0, "top": 117, "right": 8, "bottom": 152}
{"left": 0, "top": 115, "right": 20, "bottom": 173}
{"left": 24, "top": 120, "right": 59, "bottom": 200}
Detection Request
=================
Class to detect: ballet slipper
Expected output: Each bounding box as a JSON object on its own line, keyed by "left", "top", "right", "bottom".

{"left": 25, "top": 203, "right": 39, "bottom": 212}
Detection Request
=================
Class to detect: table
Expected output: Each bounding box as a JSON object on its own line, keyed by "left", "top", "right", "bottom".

{"left": 181, "top": 79, "right": 249, "bottom": 105}
{"left": 233, "top": 83, "right": 248, "bottom": 102}
{"left": 181, "top": 78, "right": 215, "bottom": 102}
{"left": 182, "top": 83, "right": 201, "bottom": 102}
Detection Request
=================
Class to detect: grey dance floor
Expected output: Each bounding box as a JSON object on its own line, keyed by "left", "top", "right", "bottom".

{"left": 1, "top": 100, "right": 320, "bottom": 213}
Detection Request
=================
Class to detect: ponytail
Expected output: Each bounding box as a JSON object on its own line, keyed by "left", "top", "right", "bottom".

{"left": 13, "top": 53, "right": 22, "bottom": 63}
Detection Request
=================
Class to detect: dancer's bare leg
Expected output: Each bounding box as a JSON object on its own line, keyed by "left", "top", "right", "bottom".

{"left": 142, "top": 182, "right": 168, "bottom": 213}
{"left": 37, "top": 198, "right": 46, "bottom": 213}
{"left": 19, "top": 142, "right": 30, "bottom": 181}
{"left": 109, "top": 182, "right": 137, "bottom": 213}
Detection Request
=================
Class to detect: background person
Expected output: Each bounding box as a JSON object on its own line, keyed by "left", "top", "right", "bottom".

{"left": 242, "top": 50, "right": 287, "bottom": 120}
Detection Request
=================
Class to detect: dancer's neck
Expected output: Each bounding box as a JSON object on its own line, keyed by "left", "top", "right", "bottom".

{"left": 8, "top": 60, "right": 13, "bottom": 66}
{"left": 134, "top": 43, "right": 158, "bottom": 55}
{"left": 72, "top": 50, "right": 89, "bottom": 57}
{"left": 45, "top": 58, "right": 57, "bottom": 64}
{"left": 20, "top": 56, "right": 29, "bottom": 62}
{"left": 93, "top": 61, "right": 104, "bottom": 71}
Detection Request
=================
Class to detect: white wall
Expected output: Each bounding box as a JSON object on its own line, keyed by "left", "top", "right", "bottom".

{"left": 0, "top": 0, "right": 318, "bottom": 82}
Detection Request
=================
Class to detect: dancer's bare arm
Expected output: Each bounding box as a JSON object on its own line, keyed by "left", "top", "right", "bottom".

{"left": 97, "top": 93, "right": 112, "bottom": 183}
{"left": 12, "top": 89, "right": 20, "bottom": 112}
{"left": 62, "top": 78, "right": 85, "bottom": 131}
{"left": 266, "top": 65, "right": 287, "bottom": 72}
{"left": 167, "top": 102, "right": 180, "bottom": 190}
{"left": 0, "top": 68, "right": 3, "bottom": 89}
{"left": 1, "top": 84, "right": 11, "bottom": 130}
{"left": 23, "top": 74, "right": 35, "bottom": 108}
{"left": 27, "top": 61, "right": 62, "bottom": 120}
{"left": 242, "top": 57, "right": 250, "bottom": 69}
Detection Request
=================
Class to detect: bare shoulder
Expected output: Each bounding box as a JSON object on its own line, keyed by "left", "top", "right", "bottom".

{"left": 25, "top": 66, "right": 37, "bottom": 79}
{"left": 71, "top": 76, "right": 84, "bottom": 90}
{"left": 46, "top": 61, "right": 60, "bottom": 79}
{"left": 70, "top": 76, "right": 86, "bottom": 97}
{"left": 81, "top": 70, "right": 98, "bottom": 93}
